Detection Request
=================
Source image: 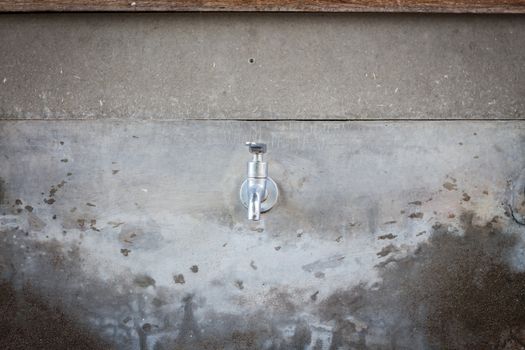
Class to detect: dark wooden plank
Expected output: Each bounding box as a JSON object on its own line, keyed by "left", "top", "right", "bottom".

{"left": 0, "top": 0, "right": 525, "bottom": 13}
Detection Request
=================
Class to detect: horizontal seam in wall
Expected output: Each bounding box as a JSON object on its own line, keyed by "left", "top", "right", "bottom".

{"left": 0, "top": 118, "right": 524, "bottom": 122}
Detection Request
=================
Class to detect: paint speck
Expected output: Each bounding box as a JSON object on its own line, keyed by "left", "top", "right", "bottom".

{"left": 234, "top": 280, "right": 244, "bottom": 290}
{"left": 112, "top": 170, "right": 119, "bottom": 175}
{"left": 310, "top": 291, "right": 319, "bottom": 301}
{"left": 24, "top": 205, "right": 33, "bottom": 212}
{"left": 378, "top": 233, "right": 397, "bottom": 240}
{"left": 416, "top": 230, "right": 426, "bottom": 236}
{"left": 108, "top": 221, "right": 124, "bottom": 228}
{"left": 462, "top": 193, "right": 471, "bottom": 202}
{"left": 274, "top": 246, "right": 281, "bottom": 251}
{"left": 15, "top": 199, "right": 22, "bottom": 205}
{"left": 250, "top": 261, "right": 257, "bottom": 270}
{"left": 173, "top": 274, "right": 185, "bottom": 284}
{"left": 443, "top": 182, "right": 457, "bottom": 191}
{"left": 314, "top": 272, "right": 325, "bottom": 279}
{"left": 408, "top": 201, "right": 422, "bottom": 206}
{"left": 190, "top": 265, "right": 199, "bottom": 273}
{"left": 448, "top": 213, "right": 456, "bottom": 218}
{"left": 86, "top": 203, "right": 96, "bottom": 207}
{"left": 44, "top": 198, "right": 55, "bottom": 205}
{"left": 377, "top": 244, "right": 399, "bottom": 258}
{"left": 120, "top": 248, "right": 131, "bottom": 257}
{"left": 409, "top": 212, "right": 424, "bottom": 219}
{"left": 60, "top": 159, "right": 68, "bottom": 163}
{"left": 335, "top": 236, "right": 343, "bottom": 242}
{"left": 134, "top": 275, "right": 156, "bottom": 288}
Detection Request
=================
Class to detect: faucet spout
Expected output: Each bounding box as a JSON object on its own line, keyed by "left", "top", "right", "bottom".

{"left": 248, "top": 189, "right": 261, "bottom": 221}
{"left": 247, "top": 178, "right": 266, "bottom": 221}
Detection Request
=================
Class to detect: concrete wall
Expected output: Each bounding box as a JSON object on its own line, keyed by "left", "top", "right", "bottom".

{"left": 1, "top": 13, "right": 524, "bottom": 121}
{"left": 0, "top": 13, "right": 525, "bottom": 350}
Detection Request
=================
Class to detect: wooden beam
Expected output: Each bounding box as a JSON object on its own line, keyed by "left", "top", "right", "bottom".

{"left": 0, "top": 0, "right": 524, "bottom": 13}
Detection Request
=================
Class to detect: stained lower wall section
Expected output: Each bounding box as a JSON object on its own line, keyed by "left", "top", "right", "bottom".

{"left": 0, "top": 120, "right": 524, "bottom": 349}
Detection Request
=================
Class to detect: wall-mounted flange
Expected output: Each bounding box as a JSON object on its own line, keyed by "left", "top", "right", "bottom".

{"left": 240, "top": 177, "right": 279, "bottom": 214}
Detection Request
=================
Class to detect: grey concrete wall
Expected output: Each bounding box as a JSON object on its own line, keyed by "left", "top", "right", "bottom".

{"left": 1, "top": 13, "right": 525, "bottom": 350}
{"left": 0, "top": 13, "right": 524, "bottom": 120}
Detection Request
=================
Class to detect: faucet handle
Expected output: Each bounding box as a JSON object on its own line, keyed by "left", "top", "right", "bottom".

{"left": 245, "top": 142, "right": 267, "bottom": 154}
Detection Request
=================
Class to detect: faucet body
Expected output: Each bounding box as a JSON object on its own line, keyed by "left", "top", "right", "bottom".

{"left": 240, "top": 142, "right": 278, "bottom": 221}
{"left": 246, "top": 153, "right": 268, "bottom": 220}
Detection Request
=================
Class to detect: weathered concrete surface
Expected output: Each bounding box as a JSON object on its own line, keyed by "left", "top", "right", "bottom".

{"left": 0, "top": 13, "right": 524, "bottom": 120}
{"left": 0, "top": 120, "right": 524, "bottom": 349}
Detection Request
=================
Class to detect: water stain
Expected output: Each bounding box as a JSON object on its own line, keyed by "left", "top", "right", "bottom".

{"left": 0, "top": 177, "right": 5, "bottom": 204}
{"left": 320, "top": 212, "right": 525, "bottom": 349}
{"left": 302, "top": 254, "right": 345, "bottom": 273}
{"left": 0, "top": 282, "right": 112, "bottom": 350}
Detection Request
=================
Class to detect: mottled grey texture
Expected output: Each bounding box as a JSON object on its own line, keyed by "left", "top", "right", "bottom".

{"left": 0, "top": 13, "right": 524, "bottom": 120}
{"left": 0, "top": 120, "right": 524, "bottom": 349}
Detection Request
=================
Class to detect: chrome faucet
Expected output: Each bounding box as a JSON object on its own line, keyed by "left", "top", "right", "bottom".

{"left": 240, "top": 142, "right": 279, "bottom": 221}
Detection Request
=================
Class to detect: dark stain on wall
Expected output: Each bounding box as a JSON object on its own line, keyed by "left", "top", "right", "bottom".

{"left": 0, "top": 177, "right": 5, "bottom": 205}
{"left": 0, "top": 282, "right": 111, "bottom": 350}
{"left": 1, "top": 211, "right": 525, "bottom": 349}
{"left": 320, "top": 212, "right": 525, "bottom": 349}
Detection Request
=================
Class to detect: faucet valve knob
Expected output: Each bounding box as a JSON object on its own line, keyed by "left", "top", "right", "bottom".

{"left": 245, "top": 142, "right": 267, "bottom": 155}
